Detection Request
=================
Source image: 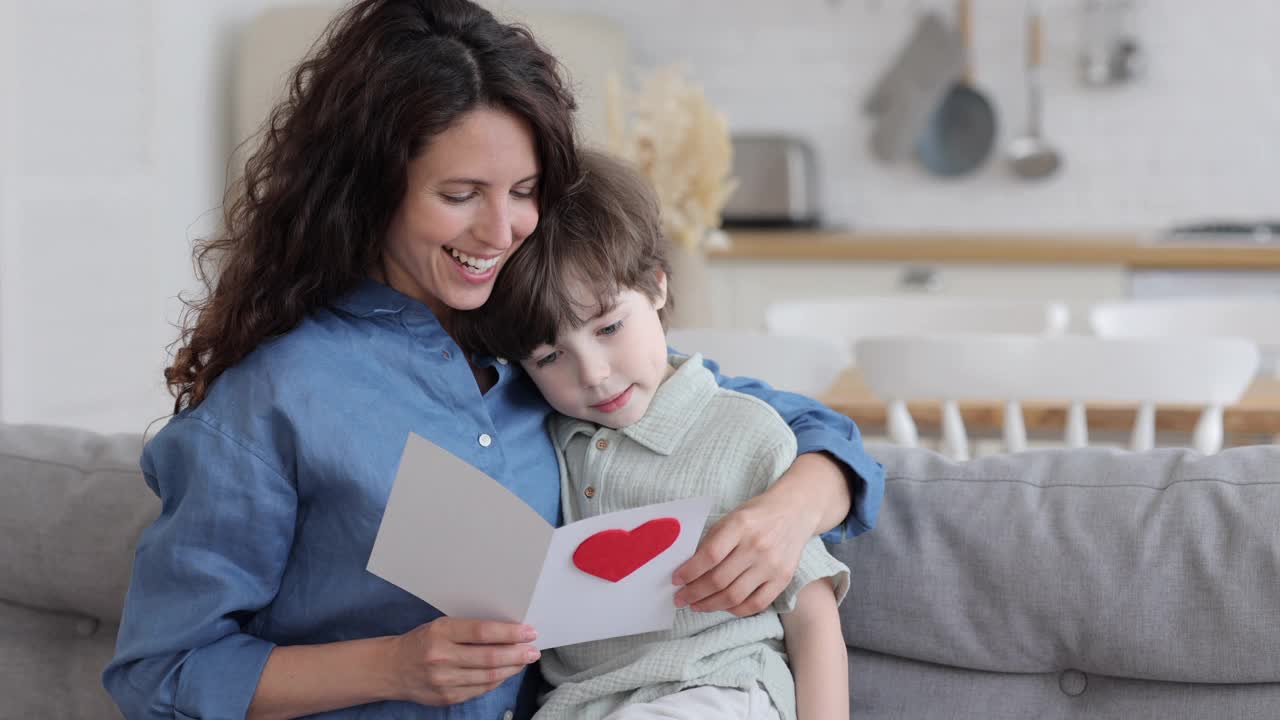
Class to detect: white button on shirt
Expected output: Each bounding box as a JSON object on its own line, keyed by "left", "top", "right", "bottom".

{"left": 501, "top": 712, "right": 514, "bottom": 720}
{"left": 478, "top": 433, "right": 492, "bottom": 447}
{"left": 497, "top": 357, "right": 509, "bottom": 365}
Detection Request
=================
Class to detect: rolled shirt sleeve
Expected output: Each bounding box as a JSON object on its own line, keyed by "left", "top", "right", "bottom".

{"left": 746, "top": 429, "right": 852, "bottom": 614}
{"left": 103, "top": 413, "right": 296, "bottom": 719}
{"left": 697, "top": 352, "right": 886, "bottom": 542}
{"left": 772, "top": 536, "right": 851, "bottom": 614}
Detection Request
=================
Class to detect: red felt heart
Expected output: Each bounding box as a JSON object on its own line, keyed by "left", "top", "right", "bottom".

{"left": 572, "top": 517, "right": 682, "bottom": 582}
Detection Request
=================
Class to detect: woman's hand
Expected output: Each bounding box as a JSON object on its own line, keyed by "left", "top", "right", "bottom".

{"left": 387, "top": 617, "right": 540, "bottom": 706}
{"left": 671, "top": 452, "right": 852, "bottom": 617}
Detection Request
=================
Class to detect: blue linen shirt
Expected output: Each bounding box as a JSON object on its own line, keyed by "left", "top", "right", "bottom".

{"left": 103, "top": 278, "right": 884, "bottom": 720}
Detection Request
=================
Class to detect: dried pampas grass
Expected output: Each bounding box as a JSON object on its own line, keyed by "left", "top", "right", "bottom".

{"left": 605, "top": 65, "right": 737, "bottom": 253}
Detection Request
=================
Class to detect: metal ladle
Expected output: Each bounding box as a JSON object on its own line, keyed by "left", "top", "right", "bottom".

{"left": 1008, "top": 2, "right": 1062, "bottom": 179}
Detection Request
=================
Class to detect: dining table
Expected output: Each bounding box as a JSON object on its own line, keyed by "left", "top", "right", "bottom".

{"left": 821, "top": 367, "right": 1280, "bottom": 445}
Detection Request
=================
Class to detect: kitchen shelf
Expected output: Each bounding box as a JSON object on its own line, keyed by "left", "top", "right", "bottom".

{"left": 711, "top": 231, "right": 1280, "bottom": 270}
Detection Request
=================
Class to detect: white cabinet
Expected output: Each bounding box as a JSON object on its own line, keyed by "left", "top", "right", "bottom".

{"left": 708, "top": 259, "right": 1128, "bottom": 332}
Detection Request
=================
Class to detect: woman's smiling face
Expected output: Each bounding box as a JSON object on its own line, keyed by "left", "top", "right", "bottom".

{"left": 381, "top": 106, "right": 540, "bottom": 319}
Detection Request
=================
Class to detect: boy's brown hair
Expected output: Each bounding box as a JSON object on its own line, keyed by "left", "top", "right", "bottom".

{"left": 456, "top": 149, "right": 673, "bottom": 360}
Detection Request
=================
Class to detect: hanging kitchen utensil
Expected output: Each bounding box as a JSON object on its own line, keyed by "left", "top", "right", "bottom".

{"left": 866, "top": 12, "right": 965, "bottom": 164}
{"left": 1008, "top": 1, "right": 1062, "bottom": 179}
{"left": 915, "top": 0, "right": 997, "bottom": 177}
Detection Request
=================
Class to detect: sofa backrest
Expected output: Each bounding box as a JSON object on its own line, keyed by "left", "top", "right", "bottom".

{"left": 0, "top": 424, "right": 156, "bottom": 719}
{"left": 7, "top": 423, "right": 1280, "bottom": 719}
{"left": 828, "top": 442, "right": 1280, "bottom": 718}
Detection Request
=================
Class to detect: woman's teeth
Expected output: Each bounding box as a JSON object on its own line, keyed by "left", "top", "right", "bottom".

{"left": 448, "top": 247, "right": 499, "bottom": 272}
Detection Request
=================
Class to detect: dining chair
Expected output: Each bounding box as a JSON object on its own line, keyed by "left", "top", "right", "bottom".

{"left": 764, "top": 296, "right": 1070, "bottom": 361}
{"left": 1090, "top": 297, "right": 1280, "bottom": 376}
{"left": 855, "top": 334, "right": 1260, "bottom": 459}
{"left": 666, "top": 328, "right": 852, "bottom": 397}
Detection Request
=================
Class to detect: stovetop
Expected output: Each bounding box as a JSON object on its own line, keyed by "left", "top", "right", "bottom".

{"left": 1162, "top": 220, "right": 1280, "bottom": 243}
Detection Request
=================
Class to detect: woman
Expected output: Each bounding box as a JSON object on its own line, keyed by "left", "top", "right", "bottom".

{"left": 103, "top": 2, "right": 883, "bottom": 719}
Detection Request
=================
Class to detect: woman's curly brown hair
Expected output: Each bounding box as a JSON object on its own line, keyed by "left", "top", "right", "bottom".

{"left": 166, "top": 0, "right": 578, "bottom": 412}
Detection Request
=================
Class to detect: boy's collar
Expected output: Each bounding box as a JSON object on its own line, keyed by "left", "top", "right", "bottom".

{"left": 552, "top": 353, "right": 717, "bottom": 456}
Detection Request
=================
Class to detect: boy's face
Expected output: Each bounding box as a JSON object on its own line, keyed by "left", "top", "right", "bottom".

{"left": 522, "top": 276, "right": 670, "bottom": 429}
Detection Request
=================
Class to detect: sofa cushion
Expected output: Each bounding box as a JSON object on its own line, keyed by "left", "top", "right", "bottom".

{"left": 847, "top": 647, "right": 1280, "bottom": 720}
{"left": 0, "top": 424, "right": 156, "bottom": 623}
{"left": 0, "top": 599, "right": 121, "bottom": 719}
{"left": 830, "top": 443, "right": 1280, "bottom": 685}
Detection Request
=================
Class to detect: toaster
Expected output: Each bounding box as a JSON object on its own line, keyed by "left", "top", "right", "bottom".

{"left": 722, "top": 134, "right": 822, "bottom": 229}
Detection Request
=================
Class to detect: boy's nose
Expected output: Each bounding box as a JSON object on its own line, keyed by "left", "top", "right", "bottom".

{"left": 580, "top": 357, "right": 610, "bottom": 389}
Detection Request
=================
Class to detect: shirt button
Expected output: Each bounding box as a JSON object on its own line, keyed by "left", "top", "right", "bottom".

{"left": 502, "top": 711, "right": 514, "bottom": 720}
{"left": 441, "top": 349, "right": 450, "bottom": 360}
{"left": 74, "top": 617, "right": 99, "bottom": 637}
{"left": 584, "top": 486, "right": 596, "bottom": 498}
{"left": 497, "top": 357, "right": 509, "bottom": 365}
{"left": 478, "top": 433, "right": 492, "bottom": 448}
{"left": 595, "top": 439, "right": 609, "bottom": 450}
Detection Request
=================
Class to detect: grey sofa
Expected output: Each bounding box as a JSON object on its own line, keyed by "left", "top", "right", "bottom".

{"left": 3, "top": 423, "right": 1278, "bottom": 719}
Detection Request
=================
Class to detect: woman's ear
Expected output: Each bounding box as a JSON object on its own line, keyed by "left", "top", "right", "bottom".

{"left": 654, "top": 270, "right": 668, "bottom": 310}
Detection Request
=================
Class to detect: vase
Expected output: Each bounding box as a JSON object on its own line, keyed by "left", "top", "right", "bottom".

{"left": 666, "top": 232, "right": 721, "bottom": 329}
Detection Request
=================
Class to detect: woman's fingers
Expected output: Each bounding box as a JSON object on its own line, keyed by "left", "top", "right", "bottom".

{"left": 697, "top": 573, "right": 785, "bottom": 617}
{"left": 427, "top": 618, "right": 540, "bottom": 671}
{"left": 439, "top": 617, "right": 537, "bottom": 646}
{"left": 451, "top": 641, "right": 540, "bottom": 670}
{"left": 673, "top": 496, "right": 809, "bottom": 615}
{"left": 396, "top": 617, "right": 540, "bottom": 706}
{"left": 430, "top": 663, "right": 531, "bottom": 689}
{"left": 673, "top": 516, "right": 745, "bottom": 605}
{"left": 675, "top": 541, "right": 753, "bottom": 609}
{"left": 423, "top": 680, "right": 512, "bottom": 707}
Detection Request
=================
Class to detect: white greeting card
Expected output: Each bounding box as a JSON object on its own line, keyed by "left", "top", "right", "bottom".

{"left": 368, "top": 432, "right": 713, "bottom": 649}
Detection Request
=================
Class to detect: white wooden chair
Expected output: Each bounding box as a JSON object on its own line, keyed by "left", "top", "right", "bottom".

{"left": 764, "top": 297, "right": 1070, "bottom": 361}
{"left": 856, "top": 334, "right": 1260, "bottom": 459}
{"left": 1091, "top": 297, "right": 1280, "bottom": 376}
{"left": 666, "top": 328, "right": 852, "bottom": 397}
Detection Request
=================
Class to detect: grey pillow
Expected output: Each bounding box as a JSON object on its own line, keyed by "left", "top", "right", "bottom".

{"left": 0, "top": 424, "right": 156, "bottom": 623}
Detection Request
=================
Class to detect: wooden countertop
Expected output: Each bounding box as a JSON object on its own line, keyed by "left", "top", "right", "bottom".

{"left": 822, "top": 368, "right": 1280, "bottom": 439}
{"left": 710, "top": 231, "right": 1280, "bottom": 270}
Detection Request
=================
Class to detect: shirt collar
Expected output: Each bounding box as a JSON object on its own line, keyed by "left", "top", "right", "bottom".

{"left": 332, "top": 277, "right": 417, "bottom": 318}
{"left": 551, "top": 353, "right": 718, "bottom": 456}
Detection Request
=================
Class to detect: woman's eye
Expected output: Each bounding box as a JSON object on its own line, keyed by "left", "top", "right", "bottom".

{"left": 440, "top": 192, "right": 475, "bottom": 204}
{"left": 598, "top": 320, "right": 624, "bottom": 337}
{"left": 511, "top": 186, "right": 536, "bottom": 200}
{"left": 534, "top": 351, "right": 559, "bottom": 368}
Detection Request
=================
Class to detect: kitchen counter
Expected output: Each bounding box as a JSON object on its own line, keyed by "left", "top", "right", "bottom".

{"left": 711, "top": 231, "right": 1280, "bottom": 270}
{"left": 823, "top": 367, "right": 1280, "bottom": 439}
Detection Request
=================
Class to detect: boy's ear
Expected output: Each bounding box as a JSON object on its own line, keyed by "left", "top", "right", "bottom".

{"left": 654, "top": 270, "right": 668, "bottom": 310}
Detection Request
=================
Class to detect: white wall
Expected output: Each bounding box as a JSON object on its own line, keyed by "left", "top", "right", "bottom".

{"left": 2, "top": 0, "right": 1276, "bottom": 432}
{"left": 1, "top": 0, "right": 296, "bottom": 432}
{"left": 515, "top": 0, "right": 1280, "bottom": 231}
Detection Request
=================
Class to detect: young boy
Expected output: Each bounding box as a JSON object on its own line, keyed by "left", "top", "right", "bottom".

{"left": 457, "top": 151, "right": 849, "bottom": 720}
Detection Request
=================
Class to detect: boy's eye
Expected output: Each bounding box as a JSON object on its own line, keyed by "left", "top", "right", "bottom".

{"left": 534, "top": 350, "right": 560, "bottom": 368}
{"left": 598, "top": 320, "right": 624, "bottom": 337}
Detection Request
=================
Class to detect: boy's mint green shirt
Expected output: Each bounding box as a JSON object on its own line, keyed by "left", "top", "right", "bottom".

{"left": 535, "top": 354, "right": 851, "bottom": 720}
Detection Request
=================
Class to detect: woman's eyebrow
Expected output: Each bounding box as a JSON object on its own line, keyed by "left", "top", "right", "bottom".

{"left": 439, "top": 173, "right": 539, "bottom": 186}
